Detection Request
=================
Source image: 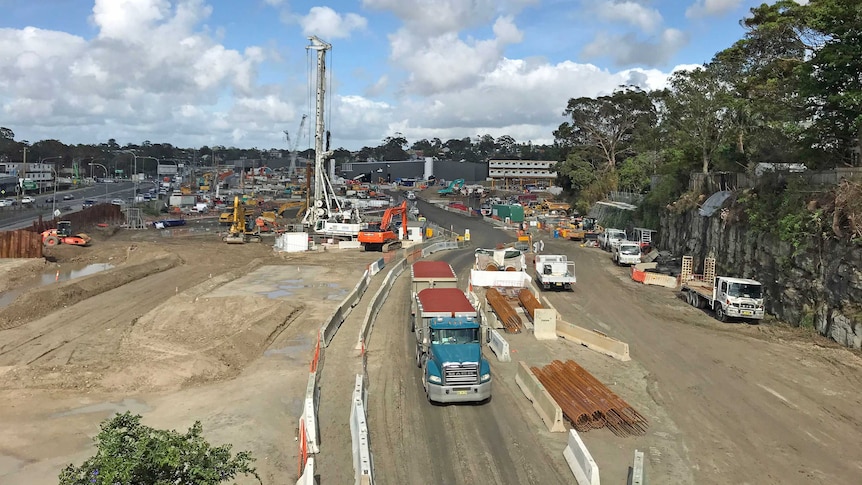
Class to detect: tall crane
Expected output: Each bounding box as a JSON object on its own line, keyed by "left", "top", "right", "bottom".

{"left": 284, "top": 114, "right": 307, "bottom": 178}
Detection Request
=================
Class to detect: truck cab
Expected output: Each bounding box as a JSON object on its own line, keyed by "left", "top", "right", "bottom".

{"left": 713, "top": 277, "right": 765, "bottom": 321}
{"left": 613, "top": 241, "right": 642, "bottom": 266}
{"left": 413, "top": 288, "right": 491, "bottom": 404}
{"left": 601, "top": 228, "right": 627, "bottom": 251}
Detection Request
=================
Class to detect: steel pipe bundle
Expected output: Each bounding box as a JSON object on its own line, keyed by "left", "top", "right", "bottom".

{"left": 518, "top": 289, "right": 542, "bottom": 321}
{"left": 486, "top": 288, "right": 522, "bottom": 333}
{"left": 531, "top": 359, "right": 648, "bottom": 437}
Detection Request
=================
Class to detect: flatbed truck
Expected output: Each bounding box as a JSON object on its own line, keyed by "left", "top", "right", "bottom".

{"left": 681, "top": 276, "right": 765, "bottom": 322}
{"left": 534, "top": 254, "right": 576, "bottom": 291}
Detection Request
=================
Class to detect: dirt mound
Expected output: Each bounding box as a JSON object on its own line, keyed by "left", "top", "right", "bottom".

{"left": 0, "top": 259, "right": 48, "bottom": 293}
{"left": 0, "top": 253, "right": 182, "bottom": 330}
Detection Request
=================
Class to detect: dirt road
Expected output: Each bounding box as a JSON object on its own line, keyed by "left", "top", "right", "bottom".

{"left": 0, "top": 230, "right": 378, "bottom": 484}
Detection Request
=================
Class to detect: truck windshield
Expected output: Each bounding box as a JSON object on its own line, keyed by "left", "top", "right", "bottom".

{"left": 431, "top": 328, "right": 479, "bottom": 345}
{"left": 620, "top": 245, "right": 640, "bottom": 255}
{"left": 728, "top": 283, "right": 762, "bottom": 299}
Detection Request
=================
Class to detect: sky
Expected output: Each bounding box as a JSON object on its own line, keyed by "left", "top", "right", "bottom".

{"left": 0, "top": 0, "right": 798, "bottom": 152}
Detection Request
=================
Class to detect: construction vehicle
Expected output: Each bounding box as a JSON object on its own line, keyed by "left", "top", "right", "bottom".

{"left": 567, "top": 217, "right": 600, "bottom": 241}
{"left": 534, "top": 254, "right": 576, "bottom": 291}
{"left": 613, "top": 241, "right": 642, "bottom": 266}
{"left": 539, "top": 200, "right": 570, "bottom": 216}
{"left": 223, "top": 196, "right": 261, "bottom": 244}
{"left": 599, "top": 228, "right": 627, "bottom": 251}
{"left": 357, "top": 201, "right": 408, "bottom": 252}
{"left": 680, "top": 255, "right": 765, "bottom": 322}
{"left": 41, "top": 221, "right": 91, "bottom": 247}
{"left": 438, "top": 178, "right": 465, "bottom": 196}
{"left": 412, "top": 286, "right": 492, "bottom": 404}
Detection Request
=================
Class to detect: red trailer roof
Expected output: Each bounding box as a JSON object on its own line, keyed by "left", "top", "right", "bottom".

{"left": 412, "top": 261, "right": 456, "bottom": 279}
{"left": 417, "top": 288, "right": 476, "bottom": 316}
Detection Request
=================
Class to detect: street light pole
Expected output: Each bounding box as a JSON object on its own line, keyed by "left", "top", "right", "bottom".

{"left": 123, "top": 150, "right": 138, "bottom": 204}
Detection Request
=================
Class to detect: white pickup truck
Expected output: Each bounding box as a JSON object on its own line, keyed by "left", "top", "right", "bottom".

{"left": 534, "top": 254, "right": 576, "bottom": 291}
{"left": 600, "top": 228, "right": 627, "bottom": 252}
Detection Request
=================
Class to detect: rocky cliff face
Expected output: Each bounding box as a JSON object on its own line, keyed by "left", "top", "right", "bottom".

{"left": 659, "top": 208, "right": 862, "bottom": 349}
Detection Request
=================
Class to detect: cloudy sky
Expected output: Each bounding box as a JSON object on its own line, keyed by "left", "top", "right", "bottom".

{"left": 0, "top": 0, "right": 782, "bottom": 151}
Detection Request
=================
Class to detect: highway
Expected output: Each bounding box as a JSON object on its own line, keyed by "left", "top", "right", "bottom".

{"left": 0, "top": 181, "right": 141, "bottom": 230}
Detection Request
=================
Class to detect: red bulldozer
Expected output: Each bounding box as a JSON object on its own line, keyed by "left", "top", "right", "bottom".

{"left": 41, "top": 220, "right": 92, "bottom": 247}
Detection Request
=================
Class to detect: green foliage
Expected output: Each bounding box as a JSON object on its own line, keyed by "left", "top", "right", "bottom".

{"left": 59, "top": 412, "right": 261, "bottom": 485}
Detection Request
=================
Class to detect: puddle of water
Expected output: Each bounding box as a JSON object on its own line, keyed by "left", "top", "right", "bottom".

{"left": 264, "top": 337, "right": 313, "bottom": 359}
{"left": 51, "top": 397, "right": 151, "bottom": 418}
{"left": 260, "top": 281, "right": 346, "bottom": 300}
{"left": 40, "top": 262, "right": 114, "bottom": 284}
{"left": 0, "top": 262, "right": 115, "bottom": 309}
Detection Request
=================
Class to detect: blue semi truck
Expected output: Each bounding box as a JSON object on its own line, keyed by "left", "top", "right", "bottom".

{"left": 412, "top": 286, "right": 492, "bottom": 404}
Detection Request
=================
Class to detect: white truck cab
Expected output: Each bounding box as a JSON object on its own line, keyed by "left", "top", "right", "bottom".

{"left": 602, "top": 228, "right": 627, "bottom": 251}
{"left": 613, "top": 241, "right": 642, "bottom": 266}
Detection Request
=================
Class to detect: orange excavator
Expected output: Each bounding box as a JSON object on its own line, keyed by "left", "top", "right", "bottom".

{"left": 358, "top": 200, "right": 408, "bottom": 252}
{"left": 41, "top": 221, "right": 91, "bottom": 247}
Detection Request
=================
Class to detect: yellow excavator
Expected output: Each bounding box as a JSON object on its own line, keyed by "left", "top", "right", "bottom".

{"left": 224, "top": 196, "right": 261, "bottom": 244}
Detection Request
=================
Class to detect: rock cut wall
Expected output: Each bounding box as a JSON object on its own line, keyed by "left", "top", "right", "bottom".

{"left": 659, "top": 209, "right": 862, "bottom": 349}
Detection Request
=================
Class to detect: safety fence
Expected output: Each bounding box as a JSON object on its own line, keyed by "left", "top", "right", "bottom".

{"left": 0, "top": 229, "right": 42, "bottom": 258}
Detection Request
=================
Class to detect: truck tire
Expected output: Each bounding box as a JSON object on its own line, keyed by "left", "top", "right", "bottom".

{"left": 716, "top": 304, "right": 728, "bottom": 322}
{"left": 44, "top": 236, "right": 60, "bottom": 247}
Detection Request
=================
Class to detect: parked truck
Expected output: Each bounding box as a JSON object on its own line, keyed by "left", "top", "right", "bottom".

{"left": 411, "top": 287, "right": 492, "bottom": 404}
{"left": 612, "top": 240, "right": 642, "bottom": 266}
{"left": 534, "top": 254, "right": 576, "bottom": 290}
{"left": 681, "top": 276, "right": 765, "bottom": 322}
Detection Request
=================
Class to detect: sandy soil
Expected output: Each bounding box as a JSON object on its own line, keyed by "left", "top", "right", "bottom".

{"left": 0, "top": 228, "right": 379, "bottom": 484}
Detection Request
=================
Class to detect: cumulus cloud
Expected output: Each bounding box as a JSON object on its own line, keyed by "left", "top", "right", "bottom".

{"left": 595, "top": 1, "right": 663, "bottom": 33}
{"left": 685, "top": 0, "right": 743, "bottom": 19}
{"left": 582, "top": 28, "right": 688, "bottom": 67}
{"left": 299, "top": 6, "right": 367, "bottom": 39}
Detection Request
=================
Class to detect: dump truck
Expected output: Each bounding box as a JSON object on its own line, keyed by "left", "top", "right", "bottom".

{"left": 533, "top": 254, "right": 576, "bottom": 290}
{"left": 412, "top": 287, "right": 491, "bottom": 404}
{"left": 411, "top": 260, "right": 459, "bottom": 295}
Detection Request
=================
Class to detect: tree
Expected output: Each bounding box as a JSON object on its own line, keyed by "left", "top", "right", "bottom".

{"left": 59, "top": 412, "right": 260, "bottom": 485}
{"left": 556, "top": 87, "right": 656, "bottom": 172}
{"left": 0, "top": 127, "right": 14, "bottom": 140}
{"left": 662, "top": 68, "right": 734, "bottom": 173}
{"left": 380, "top": 134, "right": 408, "bottom": 161}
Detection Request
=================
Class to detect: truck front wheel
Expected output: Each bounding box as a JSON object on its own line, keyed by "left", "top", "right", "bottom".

{"left": 716, "top": 304, "right": 728, "bottom": 322}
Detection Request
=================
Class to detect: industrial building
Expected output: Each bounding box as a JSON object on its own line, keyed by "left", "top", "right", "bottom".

{"left": 487, "top": 159, "right": 558, "bottom": 189}
{"left": 337, "top": 158, "right": 489, "bottom": 184}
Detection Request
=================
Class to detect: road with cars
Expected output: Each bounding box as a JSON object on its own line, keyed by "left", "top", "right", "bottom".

{"left": 0, "top": 181, "right": 141, "bottom": 230}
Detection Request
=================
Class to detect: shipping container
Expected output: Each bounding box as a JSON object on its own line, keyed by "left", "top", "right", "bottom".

{"left": 491, "top": 204, "right": 524, "bottom": 222}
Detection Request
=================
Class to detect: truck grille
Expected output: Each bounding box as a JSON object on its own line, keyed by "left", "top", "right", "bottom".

{"left": 443, "top": 363, "right": 478, "bottom": 385}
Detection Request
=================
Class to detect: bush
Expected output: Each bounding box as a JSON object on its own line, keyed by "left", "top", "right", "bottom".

{"left": 59, "top": 412, "right": 261, "bottom": 485}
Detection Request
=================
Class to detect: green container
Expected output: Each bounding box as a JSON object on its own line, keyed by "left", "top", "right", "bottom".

{"left": 492, "top": 204, "right": 524, "bottom": 222}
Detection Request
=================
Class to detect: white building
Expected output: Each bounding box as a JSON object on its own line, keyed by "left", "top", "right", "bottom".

{"left": 0, "top": 162, "right": 55, "bottom": 189}
{"left": 487, "top": 159, "right": 558, "bottom": 188}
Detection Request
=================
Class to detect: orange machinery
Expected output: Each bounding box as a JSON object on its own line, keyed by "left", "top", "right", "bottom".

{"left": 357, "top": 200, "right": 408, "bottom": 252}
{"left": 41, "top": 221, "right": 91, "bottom": 247}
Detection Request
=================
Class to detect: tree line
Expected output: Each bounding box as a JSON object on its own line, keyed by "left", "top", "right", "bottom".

{"left": 554, "top": 0, "right": 861, "bottom": 213}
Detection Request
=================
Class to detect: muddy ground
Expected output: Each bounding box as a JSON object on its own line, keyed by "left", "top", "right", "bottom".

{"left": 0, "top": 227, "right": 379, "bottom": 484}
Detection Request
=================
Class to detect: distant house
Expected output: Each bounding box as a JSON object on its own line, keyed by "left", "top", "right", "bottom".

{"left": 754, "top": 163, "right": 807, "bottom": 177}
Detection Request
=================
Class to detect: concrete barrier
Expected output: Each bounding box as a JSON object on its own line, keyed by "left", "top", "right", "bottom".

{"left": 533, "top": 308, "right": 556, "bottom": 340}
{"left": 356, "top": 259, "right": 408, "bottom": 351}
{"left": 368, "top": 257, "right": 386, "bottom": 275}
{"left": 563, "top": 429, "right": 600, "bottom": 485}
{"left": 488, "top": 328, "right": 512, "bottom": 362}
{"left": 643, "top": 272, "right": 678, "bottom": 288}
{"left": 300, "top": 372, "right": 319, "bottom": 454}
{"left": 557, "top": 319, "right": 631, "bottom": 362}
{"left": 628, "top": 449, "right": 645, "bottom": 485}
{"left": 321, "top": 305, "right": 345, "bottom": 347}
{"left": 515, "top": 361, "right": 565, "bottom": 433}
{"left": 350, "top": 374, "right": 373, "bottom": 485}
{"left": 296, "top": 457, "right": 315, "bottom": 485}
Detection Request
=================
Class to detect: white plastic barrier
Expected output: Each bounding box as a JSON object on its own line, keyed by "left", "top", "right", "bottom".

{"left": 300, "top": 372, "right": 319, "bottom": 454}
{"left": 629, "top": 449, "right": 645, "bottom": 485}
{"left": 368, "top": 257, "right": 386, "bottom": 275}
{"left": 488, "top": 328, "right": 512, "bottom": 362}
{"left": 563, "top": 429, "right": 600, "bottom": 485}
{"left": 350, "top": 375, "right": 373, "bottom": 485}
{"left": 296, "top": 457, "right": 314, "bottom": 485}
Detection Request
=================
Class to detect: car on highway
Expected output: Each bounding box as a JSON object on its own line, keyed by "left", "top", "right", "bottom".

{"left": 0, "top": 198, "right": 15, "bottom": 207}
{"left": 110, "top": 198, "right": 126, "bottom": 206}
{"left": 21, "top": 196, "right": 36, "bottom": 204}
{"left": 62, "top": 194, "right": 75, "bottom": 200}
{"left": 82, "top": 199, "right": 97, "bottom": 208}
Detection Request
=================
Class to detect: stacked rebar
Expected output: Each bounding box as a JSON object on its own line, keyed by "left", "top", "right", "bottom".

{"left": 531, "top": 360, "right": 648, "bottom": 437}
{"left": 518, "top": 289, "right": 542, "bottom": 321}
{"left": 486, "top": 288, "right": 522, "bottom": 333}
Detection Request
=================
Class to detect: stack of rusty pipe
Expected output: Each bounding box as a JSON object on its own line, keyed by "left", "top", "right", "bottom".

{"left": 486, "top": 288, "right": 522, "bottom": 333}
{"left": 518, "top": 288, "right": 542, "bottom": 321}
{"left": 531, "top": 359, "right": 648, "bottom": 437}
